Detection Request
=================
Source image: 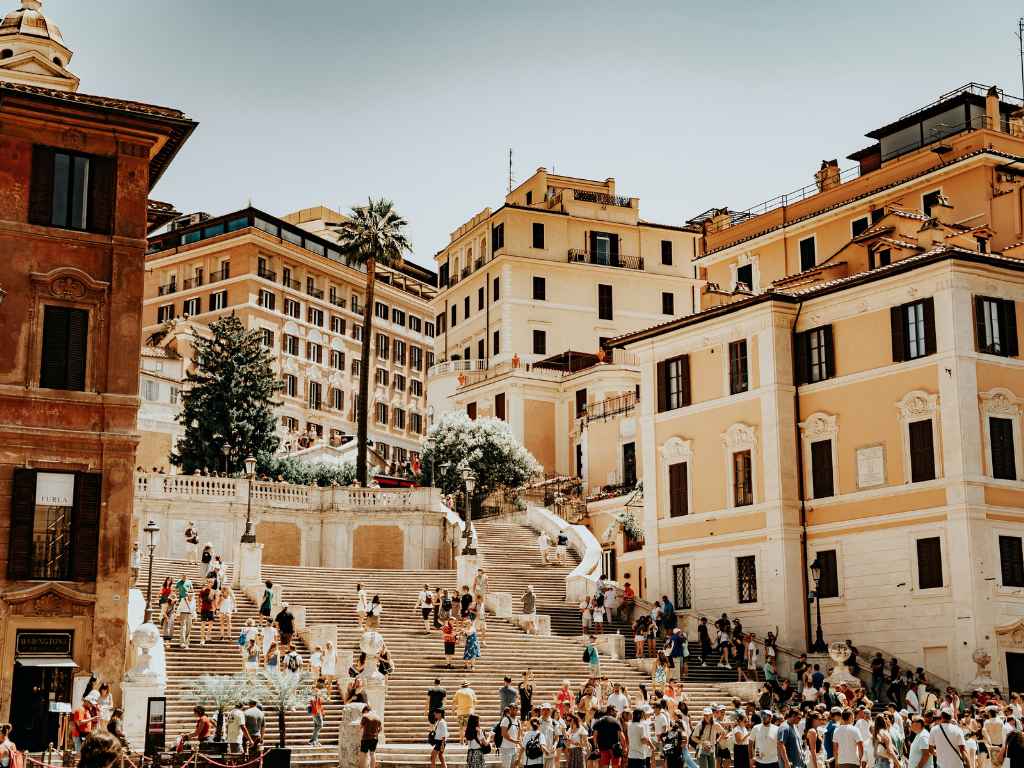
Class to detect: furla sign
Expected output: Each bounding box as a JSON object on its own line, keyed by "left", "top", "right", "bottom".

{"left": 35, "top": 472, "right": 75, "bottom": 507}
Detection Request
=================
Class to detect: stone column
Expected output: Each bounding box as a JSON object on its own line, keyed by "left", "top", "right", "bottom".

{"left": 337, "top": 701, "right": 367, "bottom": 767}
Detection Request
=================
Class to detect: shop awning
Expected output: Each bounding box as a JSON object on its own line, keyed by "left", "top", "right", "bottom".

{"left": 15, "top": 657, "right": 78, "bottom": 668}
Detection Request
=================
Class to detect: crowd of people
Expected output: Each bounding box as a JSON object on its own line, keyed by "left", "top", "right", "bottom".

{"left": 413, "top": 570, "right": 491, "bottom": 670}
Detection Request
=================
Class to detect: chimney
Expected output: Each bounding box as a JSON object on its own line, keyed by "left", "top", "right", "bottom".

{"left": 930, "top": 194, "right": 955, "bottom": 226}
{"left": 709, "top": 209, "right": 732, "bottom": 232}
{"left": 815, "top": 160, "right": 841, "bottom": 192}
{"left": 985, "top": 86, "right": 1001, "bottom": 130}
{"left": 917, "top": 219, "right": 945, "bottom": 250}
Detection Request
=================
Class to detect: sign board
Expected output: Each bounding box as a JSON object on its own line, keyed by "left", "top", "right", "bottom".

{"left": 856, "top": 445, "right": 886, "bottom": 489}
{"left": 36, "top": 472, "right": 75, "bottom": 507}
{"left": 49, "top": 702, "right": 72, "bottom": 714}
{"left": 16, "top": 631, "right": 73, "bottom": 657}
{"left": 144, "top": 697, "right": 166, "bottom": 757}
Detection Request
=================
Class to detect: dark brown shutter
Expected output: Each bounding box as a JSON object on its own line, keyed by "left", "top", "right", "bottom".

{"left": 87, "top": 155, "right": 116, "bottom": 235}
{"left": 916, "top": 537, "right": 943, "bottom": 589}
{"left": 40, "top": 306, "right": 70, "bottom": 388}
{"left": 589, "top": 231, "right": 597, "bottom": 258}
{"left": 974, "top": 297, "right": 987, "bottom": 352}
{"left": 7, "top": 468, "right": 37, "bottom": 580}
{"left": 609, "top": 234, "right": 619, "bottom": 267}
{"left": 1005, "top": 300, "right": 1019, "bottom": 357}
{"left": 71, "top": 472, "right": 102, "bottom": 582}
{"left": 680, "top": 355, "right": 691, "bottom": 407}
{"left": 922, "top": 297, "right": 937, "bottom": 356}
{"left": 66, "top": 308, "right": 88, "bottom": 391}
{"left": 909, "top": 420, "right": 936, "bottom": 482}
{"left": 28, "top": 146, "right": 55, "bottom": 226}
{"left": 890, "top": 305, "right": 906, "bottom": 362}
{"left": 811, "top": 440, "right": 834, "bottom": 498}
{"left": 999, "top": 536, "right": 1024, "bottom": 587}
{"left": 656, "top": 360, "right": 668, "bottom": 413}
{"left": 668, "top": 462, "right": 688, "bottom": 517}
{"left": 794, "top": 330, "right": 809, "bottom": 386}
{"left": 822, "top": 325, "right": 836, "bottom": 379}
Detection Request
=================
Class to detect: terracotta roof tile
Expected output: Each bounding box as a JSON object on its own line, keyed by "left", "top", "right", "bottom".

{"left": 0, "top": 79, "right": 190, "bottom": 120}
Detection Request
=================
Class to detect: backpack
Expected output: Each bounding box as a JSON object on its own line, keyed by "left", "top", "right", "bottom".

{"left": 286, "top": 654, "right": 300, "bottom": 672}
{"left": 525, "top": 734, "right": 543, "bottom": 760}
{"left": 237, "top": 631, "right": 247, "bottom": 647}
{"left": 493, "top": 718, "right": 505, "bottom": 749}
{"left": 582, "top": 646, "right": 591, "bottom": 663}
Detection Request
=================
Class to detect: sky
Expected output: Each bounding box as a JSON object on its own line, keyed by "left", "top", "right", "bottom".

{"left": 44, "top": 0, "right": 1024, "bottom": 269}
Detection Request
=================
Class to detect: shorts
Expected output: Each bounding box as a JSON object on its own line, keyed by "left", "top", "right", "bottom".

{"left": 360, "top": 739, "right": 378, "bottom": 754}
{"left": 433, "top": 740, "right": 446, "bottom": 754}
{"left": 422, "top": 608, "right": 431, "bottom": 620}
{"left": 599, "top": 749, "right": 617, "bottom": 766}
{"left": 444, "top": 642, "right": 456, "bottom": 655}
{"left": 201, "top": 610, "right": 215, "bottom": 621}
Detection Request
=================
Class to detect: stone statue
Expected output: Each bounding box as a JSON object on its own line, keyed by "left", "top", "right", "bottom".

{"left": 826, "top": 640, "right": 861, "bottom": 688}
{"left": 967, "top": 648, "right": 999, "bottom": 692}
{"left": 126, "top": 623, "right": 162, "bottom": 683}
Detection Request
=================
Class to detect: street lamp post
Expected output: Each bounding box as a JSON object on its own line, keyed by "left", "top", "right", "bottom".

{"left": 220, "top": 442, "right": 231, "bottom": 475}
{"left": 241, "top": 455, "right": 257, "bottom": 544}
{"left": 143, "top": 520, "right": 160, "bottom": 624}
{"left": 461, "top": 467, "right": 477, "bottom": 555}
{"left": 809, "top": 555, "right": 828, "bottom": 653}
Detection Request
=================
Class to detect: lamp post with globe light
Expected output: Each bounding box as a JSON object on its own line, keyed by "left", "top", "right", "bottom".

{"left": 220, "top": 442, "right": 232, "bottom": 475}
{"left": 143, "top": 519, "right": 160, "bottom": 624}
{"left": 462, "top": 467, "right": 477, "bottom": 555}
{"left": 241, "top": 455, "right": 257, "bottom": 543}
{"left": 809, "top": 555, "right": 828, "bottom": 653}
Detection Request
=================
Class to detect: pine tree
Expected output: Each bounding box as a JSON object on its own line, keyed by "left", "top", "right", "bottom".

{"left": 171, "top": 314, "right": 282, "bottom": 474}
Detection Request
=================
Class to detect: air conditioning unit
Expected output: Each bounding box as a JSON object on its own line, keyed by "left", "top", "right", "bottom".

{"left": 169, "top": 212, "right": 211, "bottom": 231}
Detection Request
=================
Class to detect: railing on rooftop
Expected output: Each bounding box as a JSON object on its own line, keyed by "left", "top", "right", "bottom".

{"left": 427, "top": 358, "right": 488, "bottom": 378}
{"left": 572, "top": 189, "right": 632, "bottom": 207}
{"left": 583, "top": 391, "right": 638, "bottom": 423}
{"left": 448, "top": 348, "right": 639, "bottom": 387}
{"left": 568, "top": 249, "right": 644, "bottom": 271}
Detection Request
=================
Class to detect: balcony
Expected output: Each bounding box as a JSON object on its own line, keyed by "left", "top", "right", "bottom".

{"left": 572, "top": 189, "right": 632, "bottom": 207}
{"left": 208, "top": 267, "right": 230, "bottom": 283}
{"left": 282, "top": 277, "right": 301, "bottom": 290}
{"left": 583, "top": 391, "right": 637, "bottom": 424}
{"left": 329, "top": 294, "right": 347, "bottom": 309}
{"left": 157, "top": 282, "right": 177, "bottom": 296}
{"left": 182, "top": 276, "right": 203, "bottom": 290}
{"left": 568, "top": 249, "right": 644, "bottom": 271}
{"left": 460, "top": 266, "right": 471, "bottom": 279}
{"left": 257, "top": 268, "right": 277, "bottom": 282}
{"left": 307, "top": 286, "right": 325, "bottom": 300}
{"left": 427, "top": 358, "right": 488, "bottom": 378}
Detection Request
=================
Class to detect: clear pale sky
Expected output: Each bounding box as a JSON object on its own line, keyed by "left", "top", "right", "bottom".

{"left": 46, "top": 0, "right": 1024, "bottom": 269}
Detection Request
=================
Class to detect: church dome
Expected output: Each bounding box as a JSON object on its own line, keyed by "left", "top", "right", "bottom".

{"left": 0, "top": 1, "right": 65, "bottom": 47}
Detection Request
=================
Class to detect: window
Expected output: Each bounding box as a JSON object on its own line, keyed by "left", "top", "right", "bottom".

{"left": 306, "top": 341, "right": 322, "bottom": 364}
{"left": 467, "top": 401, "right": 477, "bottom": 420}
{"left": 351, "top": 359, "right": 361, "bottom": 377}
{"left": 283, "top": 335, "right": 299, "bottom": 356}
{"left": 331, "top": 388, "right": 344, "bottom": 410}
{"left": 736, "top": 263, "right": 753, "bottom": 291}
{"left": 601, "top": 548, "right": 617, "bottom": 582}
{"left": 331, "top": 315, "right": 345, "bottom": 334}
{"left": 916, "top": 537, "right": 943, "bottom": 589}
{"left": 463, "top": 295, "right": 470, "bottom": 319}
{"left": 668, "top": 461, "right": 688, "bottom": 517}
{"left": 260, "top": 328, "right": 274, "bottom": 348}
{"left": 394, "top": 339, "right": 407, "bottom": 365}
{"left": 439, "top": 262, "right": 450, "bottom": 286}
{"left": 40, "top": 306, "right": 88, "bottom": 391}
{"left": 394, "top": 373, "right": 406, "bottom": 392}
{"left": 351, "top": 295, "right": 362, "bottom": 314}
{"left": 736, "top": 555, "right": 757, "bottom": 603}
{"left": 30, "top": 148, "right": 115, "bottom": 234}
{"left": 393, "top": 408, "right": 406, "bottom": 430}
{"left": 728, "top": 340, "right": 748, "bottom": 395}
{"left": 306, "top": 422, "right": 323, "bottom": 438}
{"left": 491, "top": 223, "right": 504, "bottom": 252}
{"left": 8, "top": 469, "right": 102, "bottom": 581}
{"left": 375, "top": 302, "right": 389, "bottom": 320}
{"left": 662, "top": 292, "right": 675, "bottom": 315}
{"left": 575, "top": 389, "right": 588, "bottom": 418}
{"left": 1000, "top": 536, "right": 1024, "bottom": 587}
{"left": 281, "top": 415, "right": 299, "bottom": 433}
{"left": 209, "top": 291, "right": 228, "bottom": 311}
{"left": 307, "top": 307, "right": 324, "bottom": 327}
{"left": 851, "top": 216, "right": 870, "bottom": 237}
{"left": 532, "top": 222, "right": 545, "bottom": 249}
{"left": 975, "top": 297, "right": 1019, "bottom": 357}
{"left": 411, "top": 379, "right": 423, "bottom": 397}
{"left": 871, "top": 208, "right": 886, "bottom": 224}
{"left": 376, "top": 334, "right": 389, "bottom": 360}
{"left": 463, "top": 346, "right": 470, "bottom": 361}
{"left": 427, "top": 351, "right": 435, "bottom": 368}
{"left": 376, "top": 402, "right": 388, "bottom": 425}
{"left": 810, "top": 439, "right": 835, "bottom": 498}
{"left": 425, "top": 321, "right": 435, "bottom": 338}
{"left": 157, "top": 304, "right": 175, "bottom": 324}
{"left": 661, "top": 240, "right": 673, "bottom": 266}
{"left": 869, "top": 248, "right": 892, "bottom": 270}
{"left": 991, "top": 417, "right": 1017, "bottom": 480}
{"left": 353, "top": 324, "right": 363, "bottom": 342}
{"left": 170, "top": 386, "right": 179, "bottom": 404}
{"left": 593, "top": 233, "right": 612, "bottom": 265}
{"left": 656, "top": 355, "right": 690, "bottom": 412}
{"left": 495, "top": 392, "right": 506, "bottom": 421}
{"left": 922, "top": 190, "right": 942, "bottom": 218}
{"left": 908, "top": 419, "right": 936, "bottom": 483}
{"left": 795, "top": 325, "right": 834, "bottom": 385}
{"left": 533, "top": 276, "right": 546, "bottom": 301}
{"left": 493, "top": 277, "right": 501, "bottom": 302}
{"left": 284, "top": 374, "right": 298, "bottom": 397}
{"left": 411, "top": 412, "right": 423, "bottom": 434}
{"left": 392, "top": 308, "right": 406, "bottom": 326}
{"left": 408, "top": 315, "right": 421, "bottom": 333}
{"left": 308, "top": 381, "right": 322, "bottom": 410}
{"left": 258, "top": 290, "right": 276, "bottom": 311}
{"left": 891, "top": 298, "right": 936, "bottom": 362}
{"left": 477, "top": 338, "right": 484, "bottom": 359}
{"left": 376, "top": 368, "right": 389, "bottom": 386}
{"left": 330, "top": 349, "right": 344, "bottom": 370}
{"left": 673, "top": 564, "right": 692, "bottom": 609}
{"left": 525, "top": 191, "right": 533, "bottom": 205}
{"left": 598, "top": 284, "right": 613, "bottom": 321}
{"left": 733, "top": 450, "right": 753, "bottom": 506}
{"left": 475, "top": 287, "right": 483, "bottom": 312}
{"left": 284, "top": 298, "right": 301, "bottom": 319}
{"left": 799, "top": 236, "right": 817, "bottom": 272}
{"left": 141, "top": 379, "right": 159, "bottom": 401}
{"left": 532, "top": 330, "right": 546, "bottom": 355}
{"left": 180, "top": 297, "right": 199, "bottom": 317}
{"left": 450, "top": 305, "right": 457, "bottom": 327}
{"left": 814, "top": 550, "right": 839, "bottom": 599}
{"left": 493, "top": 330, "right": 500, "bottom": 356}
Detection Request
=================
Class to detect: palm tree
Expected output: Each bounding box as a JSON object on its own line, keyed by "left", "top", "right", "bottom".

{"left": 185, "top": 673, "right": 248, "bottom": 742}
{"left": 332, "top": 199, "right": 412, "bottom": 486}
{"left": 256, "top": 668, "right": 311, "bottom": 748}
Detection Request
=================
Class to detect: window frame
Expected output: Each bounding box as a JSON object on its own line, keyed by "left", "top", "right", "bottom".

{"left": 798, "top": 235, "right": 817, "bottom": 272}
{"left": 914, "top": 535, "right": 945, "bottom": 591}
{"left": 735, "top": 554, "right": 759, "bottom": 605}
{"left": 661, "top": 240, "right": 673, "bottom": 266}
{"left": 532, "top": 222, "right": 545, "bottom": 249}
{"left": 850, "top": 216, "right": 870, "bottom": 238}
{"left": 800, "top": 412, "right": 839, "bottom": 500}
{"left": 597, "top": 284, "right": 613, "bottom": 321}
{"left": 532, "top": 329, "right": 546, "bottom": 355}
{"left": 672, "top": 563, "right": 692, "bottom": 610}
{"left": 533, "top": 276, "right": 546, "bottom": 301}
{"left": 728, "top": 339, "right": 749, "bottom": 395}
{"left": 981, "top": 389, "right": 1024, "bottom": 482}
{"left": 999, "top": 534, "right": 1024, "bottom": 589}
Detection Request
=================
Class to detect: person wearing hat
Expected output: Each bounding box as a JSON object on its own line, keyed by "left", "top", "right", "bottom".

{"left": 71, "top": 693, "right": 100, "bottom": 752}
{"left": 537, "top": 703, "right": 562, "bottom": 768}
{"left": 749, "top": 709, "right": 779, "bottom": 768}
{"left": 522, "top": 586, "right": 537, "bottom": 635}
{"left": 694, "top": 707, "right": 726, "bottom": 768}
{"left": 454, "top": 680, "right": 477, "bottom": 738}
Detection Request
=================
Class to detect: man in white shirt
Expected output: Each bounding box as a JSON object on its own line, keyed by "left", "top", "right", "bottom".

{"left": 928, "top": 711, "right": 968, "bottom": 768}
{"left": 520, "top": 718, "right": 549, "bottom": 768}
{"left": 225, "top": 703, "right": 245, "bottom": 754}
{"left": 538, "top": 704, "right": 560, "bottom": 768}
{"left": 855, "top": 708, "right": 874, "bottom": 759}
{"left": 751, "top": 711, "right": 780, "bottom": 768}
{"left": 653, "top": 701, "right": 672, "bottom": 766}
{"left": 607, "top": 685, "right": 630, "bottom": 715}
{"left": 628, "top": 708, "right": 656, "bottom": 764}
{"left": 538, "top": 532, "right": 551, "bottom": 563}
{"left": 498, "top": 705, "right": 520, "bottom": 768}
{"left": 833, "top": 709, "right": 865, "bottom": 768}
{"left": 908, "top": 717, "right": 934, "bottom": 768}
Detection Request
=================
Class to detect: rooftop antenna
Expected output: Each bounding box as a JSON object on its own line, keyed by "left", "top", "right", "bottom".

{"left": 1017, "top": 18, "right": 1024, "bottom": 99}
{"left": 508, "top": 148, "right": 513, "bottom": 193}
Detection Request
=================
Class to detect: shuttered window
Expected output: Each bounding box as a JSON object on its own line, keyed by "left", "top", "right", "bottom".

{"left": 29, "top": 146, "right": 115, "bottom": 234}
{"left": 661, "top": 240, "right": 673, "bottom": 266}
{"left": 533, "top": 330, "right": 546, "bottom": 355}
{"left": 668, "top": 461, "right": 688, "bottom": 517}
{"left": 495, "top": 392, "right": 506, "bottom": 421}
{"left": 795, "top": 325, "right": 834, "bottom": 385}
{"left": 975, "top": 297, "right": 1019, "bottom": 357}
{"left": 575, "top": 389, "right": 587, "bottom": 418}
{"left": 656, "top": 355, "right": 690, "bottom": 412}
{"left": 533, "top": 276, "right": 546, "bottom": 301}
{"left": 1000, "top": 536, "right": 1024, "bottom": 588}
{"left": 466, "top": 402, "right": 477, "bottom": 420}
{"left": 891, "top": 298, "right": 936, "bottom": 362}
{"left": 532, "top": 222, "right": 545, "bottom": 249}
{"left": 810, "top": 439, "right": 835, "bottom": 498}
{"left": 908, "top": 419, "right": 936, "bottom": 483}
{"left": 991, "top": 417, "right": 1017, "bottom": 480}
{"left": 40, "top": 305, "right": 89, "bottom": 391}
{"left": 729, "top": 340, "right": 749, "bottom": 395}
{"left": 598, "top": 284, "right": 613, "bottom": 320}
{"left": 815, "top": 549, "right": 839, "bottom": 599}
{"left": 916, "top": 537, "right": 943, "bottom": 590}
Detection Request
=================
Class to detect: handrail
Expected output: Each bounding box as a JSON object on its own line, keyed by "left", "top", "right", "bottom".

{"left": 572, "top": 189, "right": 632, "bottom": 207}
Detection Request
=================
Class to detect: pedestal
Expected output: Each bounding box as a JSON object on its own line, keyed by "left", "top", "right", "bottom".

{"left": 121, "top": 680, "right": 164, "bottom": 748}
{"left": 515, "top": 613, "right": 551, "bottom": 636}
{"left": 486, "top": 593, "right": 512, "bottom": 619}
{"left": 596, "top": 634, "right": 625, "bottom": 660}
{"left": 237, "top": 542, "right": 264, "bottom": 588}
{"left": 721, "top": 682, "right": 763, "bottom": 703}
{"left": 360, "top": 672, "right": 386, "bottom": 741}
{"left": 337, "top": 702, "right": 367, "bottom": 767}
{"left": 456, "top": 554, "right": 480, "bottom": 590}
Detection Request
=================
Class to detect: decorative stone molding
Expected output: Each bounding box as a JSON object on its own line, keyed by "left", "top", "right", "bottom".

{"left": 800, "top": 413, "right": 839, "bottom": 497}
{"left": 660, "top": 436, "right": 693, "bottom": 462}
{"left": 896, "top": 390, "right": 939, "bottom": 423}
{"left": 980, "top": 388, "right": 1022, "bottom": 418}
{"left": 997, "top": 618, "right": 1024, "bottom": 649}
{"left": 980, "top": 388, "right": 1024, "bottom": 480}
{"left": 800, "top": 412, "right": 838, "bottom": 441}
{"left": 722, "top": 422, "right": 757, "bottom": 451}
{"left": 0, "top": 582, "right": 96, "bottom": 617}
{"left": 659, "top": 436, "right": 694, "bottom": 518}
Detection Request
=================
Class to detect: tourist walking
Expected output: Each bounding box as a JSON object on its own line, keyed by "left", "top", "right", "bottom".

{"left": 322, "top": 641, "right": 338, "bottom": 693}
{"left": 430, "top": 709, "right": 448, "bottom": 768}
{"left": 518, "top": 672, "right": 534, "bottom": 723}
{"left": 359, "top": 703, "right": 382, "bottom": 768}
{"left": 308, "top": 680, "right": 326, "bottom": 746}
{"left": 454, "top": 681, "right": 477, "bottom": 735}
{"left": 698, "top": 617, "right": 712, "bottom": 666}
{"left": 276, "top": 603, "right": 296, "bottom": 646}
{"left": 584, "top": 635, "right": 601, "bottom": 678}
{"left": 499, "top": 677, "right": 517, "bottom": 714}
{"left": 498, "top": 705, "right": 521, "bottom": 768}
{"left": 472, "top": 568, "right": 488, "bottom": 600}
{"left": 217, "top": 585, "right": 236, "bottom": 639}
{"left": 427, "top": 679, "right": 447, "bottom": 723}
{"left": 242, "top": 700, "right": 265, "bottom": 755}
{"left": 184, "top": 522, "right": 199, "bottom": 564}
{"left": 198, "top": 578, "right": 216, "bottom": 645}
{"left": 929, "top": 711, "right": 969, "bottom": 768}
{"left": 462, "top": 614, "right": 481, "bottom": 671}
{"left": 523, "top": 586, "right": 538, "bottom": 635}
{"left": 355, "top": 584, "right": 370, "bottom": 629}
{"left": 442, "top": 619, "right": 457, "bottom": 669}
{"left": 259, "top": 580, "right": 275, "bottom": 626}
{"left": 417, "top": 584, "right": 434, "bottom": 632}
{"left": 465, "top": 713, "right": 491, "bottom": 768}
{"left": 366, "top": 595, "right": 382, "bottom": 630}
{"left": 225, "top": 702, "right": 245, "bottom": 754}
{"left": 592, "top": 591, "right": 605, "bottom": 635}
{"left": 580, "top": 596, "right": 593, "bottom": 634}
{"left": 177, "top": 586, "right": 196, "bottom": 649}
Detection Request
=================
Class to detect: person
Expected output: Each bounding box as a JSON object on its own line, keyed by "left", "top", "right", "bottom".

{"left": 197, "top": 578, "right": 216, "bottom": 645}
{"left": 224, "top": 702, "right": 245, "bottom": 754}
{"left": 929, "top": 711, "right": 969, "bottom": 768}
{"left": 583, "top": 634, "right": 601, "bottom": 678}
{"left": 523, "top": 586, "right": 538, "bottom": 635}
{"left": 276, "top": 603, "right": 296, "bottom": 647}
{"left": 417, "top": 584, "right": 435, "bottom": 632}
{"left": 463, "top": 614, "right": 481, "bottom": 671}
{"left": 242, "top": 700, "right": 265, "bottom": 755}
{"left": 592, "top": 705, "right": 625, "bottom": 767}
{"left": 498, "top": 704, "right": 521, "bottom": 768}
{"left": 184, "top": 521, "right": 199, "bottom": 564}
{"left": 473, "top": 568, "right": 489, "bottom": 601}
{"left": 592, "top": 590, "right": 605, "bottom": 635}
{"left": 105, "top": 708, "right": 128, "bottom": 749}
{"left": 217, "top": 585, "right": 236, "bottom": 639}
{"left": 698, "top": 617, "right": 712, "bottom": 666}
{"left": 654, "top": 651, "right": 672, "bottom": 690}
{"left": 259, "top": 580, "right": 275, "bottom": 626}
{"left": 454, "top": 681, "right": 477, "bottom": 736}
{"left": 283, "top": 645, "right": 302, "bottom": 681}
{"left": 308, "top": 680, "right": 327, "bottom": 747}
{"left": 750, "top": 709, "right": 778, "bottom": 768}
{"left": 200, "top": 543, "right": 214, "bottom": 581}
{"left": 459, "top": 585, "right": 473, "bottom": 621}
{"left": 187, "top": 705, "right": 213, "bottom": 744}
{"left": 996, "top": 730, "right": 1024, "bottom": 768}
{"left": 731, "top": 711, "right": 751, "bottom": 768}
{"left": 908, "top": 717, "right": 933, "bottom": 768}
{"left": 778, "top": 709, "right": 804, "bottom": 768}
{"left": 322, "top": 641, "right": 338, "bottom": 693}
{"left": 359, "top": 704, "right": 382, "bottom": 768}
{"left": 499, "top": 677, "right": 517, "bottom": 714}
{"left": 834, "top": 709, "right": 865, "bottom": 768}
{"left": 565, "top": 712, "right": 588, "bottom": 768}
{"left": 608, "top": 684, "right": 630, "bottom": 715}
{"left": 345, "top": 678, "right": 367, "bottom": 705}
{"left": 427, "top": 680, "right": 447, "bottom": 723}
{"left": 441, "top": 619, "right": 457, "bottom": 669}
{"left": 521, "top": 717, "right": 549, "bottom": 768}
{"left": 430, "top": 709, "right": 448, "bottom": 768}
{"left": 870, "top": 653, "right": 886, "bottom": 704}
{"left": 666, "top": 628, "right": 688, "bottom": 680}
{"left": 355, "top": 584, "right": 370, "bottom": 629}
{"left": 629, "top": 707, "right": 656, "bottom": 768}
{"left": 537, "top": 703, "right": 561, "bottom": 768}
{"left": 538, "top": 531, "right": 551, "bottom": 563}
{"left": 78, "top": 730, "right": 123, "bottom": 768}
{"left": 873, "top": 714, "right": 899, "bottom": 768}
{"left": 580, "top": 596, "right": 594, "bottom": 634}
{"left": 310, "top": 646, "right": 323, "bottom": 681}
{"left": 366, "top": 595, "right": 383, "bottom": 630}
{"left": 95, "top": 683, "right": 113, "bottom": 730}
{"left": 465, "top": 713, "right": 490, "bottom": 768}
{"left": 0, "top": 723, "right": 17, "bottom": 768}
{"left": 71, "top": 694, "right": 100, "bottom": 751}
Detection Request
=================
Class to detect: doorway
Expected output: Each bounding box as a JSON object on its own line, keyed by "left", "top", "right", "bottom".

{"left": 1007, "top": 652, "right": 1024, "bottom": 694}
{"left": 10, "top": 663, "right": 72, "bottom": 751}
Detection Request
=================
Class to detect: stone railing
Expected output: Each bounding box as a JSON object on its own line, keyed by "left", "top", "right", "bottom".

{"left": 525, "top": 503, "right": 602, "bottom": 602}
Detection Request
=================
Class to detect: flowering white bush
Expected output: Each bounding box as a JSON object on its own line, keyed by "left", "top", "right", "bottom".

{"left": 421, "top": 412, "right": 541, "bottom": 502}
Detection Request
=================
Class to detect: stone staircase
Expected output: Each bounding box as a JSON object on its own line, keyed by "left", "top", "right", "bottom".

{"left": 138, "top": 515, "right": 743, "bottom": 767}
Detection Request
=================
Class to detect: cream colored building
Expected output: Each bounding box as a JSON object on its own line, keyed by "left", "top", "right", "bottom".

{"left": 141, "top": 206, "right": 438, "bottom": 470}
